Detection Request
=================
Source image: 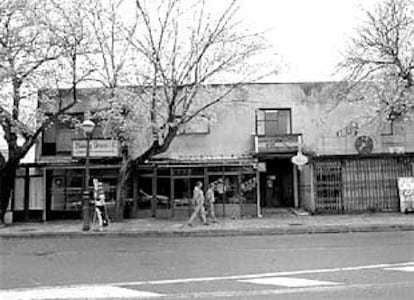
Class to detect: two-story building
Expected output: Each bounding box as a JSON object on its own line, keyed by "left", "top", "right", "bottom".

{"left": 10, "top": 82, "right": 414, "bottom": 222}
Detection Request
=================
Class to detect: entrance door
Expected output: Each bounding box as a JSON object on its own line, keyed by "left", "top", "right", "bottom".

{"left": 264, "top": 173, "right": 281, "bottom": 207}
{"left": 261, "top": 159, "right": 293, "bottom": 207}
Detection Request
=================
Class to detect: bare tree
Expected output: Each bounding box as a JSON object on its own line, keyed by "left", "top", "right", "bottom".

{"left": 81, "top": 0, "right": 138, "bottom": 89}
{"left": 0, "top": 0, "right": 94, "bottom": 224}
{"left": 0, "top": 0, "right": 272, "bottom": 222}
{"left": 95, "top": 0, "right": 271, "bottom": 218}
{"left": 338, "top": 0, "right": 414, "bottom": 122}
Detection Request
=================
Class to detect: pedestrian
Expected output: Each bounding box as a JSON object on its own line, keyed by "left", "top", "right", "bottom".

{"left": 205, "top": 182, "right": 218, "bottom": 223}
{"left": 187, "top": 181, "right": 209, "bottom": 226}
{"left": 93, "top": 178, "right": 109, "bottom": 231}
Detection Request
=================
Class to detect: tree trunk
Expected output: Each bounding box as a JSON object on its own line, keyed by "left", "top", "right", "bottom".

{"left": 0, "top": 163, "right": 17, "bottom": 225}
{"left": 112, "top": 127, "right": 179, "bottom": 221}
{"left": 114, "top": 155, "right": 133, "bottom": 221}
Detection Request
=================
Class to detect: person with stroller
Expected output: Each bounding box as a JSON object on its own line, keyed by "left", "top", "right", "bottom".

{"left": 93, "top": 178, "right": 109, "bottom": 230}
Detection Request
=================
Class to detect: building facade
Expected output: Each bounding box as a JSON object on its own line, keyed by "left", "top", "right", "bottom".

{"left": 9, "top": 82, "right": 414, "bottom": 222}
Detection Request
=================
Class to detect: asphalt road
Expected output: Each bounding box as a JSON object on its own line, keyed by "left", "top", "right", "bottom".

{"left": 1, "top": 231, "right": 413, "bottom": 299}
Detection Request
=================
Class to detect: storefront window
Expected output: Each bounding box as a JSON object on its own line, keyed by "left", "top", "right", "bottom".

{"left": 135, "top": 165, "right": 257, "bottom": 218}
{"left": 90, "top": 169, "right": 118, "bottom": 203}
{"left": 208, "top": 175, "right": 224, "bottom": 203}
{"left": 208, "top": 173, "right": 256, "bottom": 205}
{"left": 49, "top": 167, "right": 118, "bottom": 213}
{"left": 66, "top": 169, "right": 83, "bottom": 211}
{"left": 240, "top": 174, "right": 257, "bottom": 204}
{"left": 223, "top": 175, "right": 239, "bottom": 204}
{"left": 157, "top": 168, "right": 170, "bottom": 176}
{"left": 208, "top": 175, "right": 239, "bottom": 204}
{"left": 156, "top": 178, "right": 171, "bottom": 209}
{"left": 137, "top": 177, "right": 152, "bottom": 209}
{"left": 173, "top": 178, "right": 192, "bottom": 207}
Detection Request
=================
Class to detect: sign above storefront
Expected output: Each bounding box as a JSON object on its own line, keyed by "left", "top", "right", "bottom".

{"left": 255, "top": 134, "right": 301, "bottom": 154}
{"left": 72, "top": 139, "right": 120, "bottom": 158}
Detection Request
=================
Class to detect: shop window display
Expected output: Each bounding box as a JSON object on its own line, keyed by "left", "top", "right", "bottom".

{"left": 137, "top": 177, "right": 152, "bottom": 209}
{"left": 135, "top": 165, "right": 258, "bottom": 218}
{"left": 209, "top": 173, "right": 257, "bottom": 205}
{"left": 49, "top": 168, "right": 118, "bottom": 213}
{"left": 240, "top": 174, "right": 257, "bottom": 204}
{"left": 173, "top": 178, "right": 192, "bottom": 207}
{"left": 156, "top": 178, "right": 171, "bottom": 209}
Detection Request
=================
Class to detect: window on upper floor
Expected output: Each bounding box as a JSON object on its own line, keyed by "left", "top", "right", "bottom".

{"left": 42, "top": 113, "right": 106, "bottom": 156}
{"left": 256, "top": 108, "right": 292, "bottom": 136}
{"left": 380, "top": 119, "right": 395, "bottom": 136}
{"left": 177, "top": 114, "right": 210, "bottom": 135}
{"left": 42, "top": 113, "right": 84, "bottom": 156}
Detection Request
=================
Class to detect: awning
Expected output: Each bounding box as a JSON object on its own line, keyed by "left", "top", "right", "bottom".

{"left": 140, "top": 155, "right": 258, "bottom": 168}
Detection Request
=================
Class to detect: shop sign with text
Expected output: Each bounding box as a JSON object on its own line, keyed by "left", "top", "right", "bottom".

{"left": 72, "top": 139, "right": 120, "bottom": 158}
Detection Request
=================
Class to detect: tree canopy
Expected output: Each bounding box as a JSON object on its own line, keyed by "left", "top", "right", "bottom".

{"left": 0, "top": 0, "right": 272, "bottom": 222}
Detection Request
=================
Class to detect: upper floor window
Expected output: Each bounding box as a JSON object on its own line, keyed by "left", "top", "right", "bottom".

{"left": 42, "top": 113, "right": 84, "bottom": 156}
{"left": 177, "top": 114, "right": 210, "bottom": 135}
{"left": 256, "top": 108, "right": 292, "bottom": 136}
{"left": 380, "top": 120, "right": 394, "bottom": 136}
{"left": 42, "top": 113, "right": 104, "bottom": 156}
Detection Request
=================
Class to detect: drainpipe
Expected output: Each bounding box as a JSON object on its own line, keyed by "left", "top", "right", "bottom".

{"left": 256, "top": 169, "right": 262, "bottom": 218}
{"left": 293, "top": 165, "right": 299, "bottom": 208}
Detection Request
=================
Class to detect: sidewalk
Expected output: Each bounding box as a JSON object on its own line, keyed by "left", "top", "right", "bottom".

{"left": 0, "top": 211, "right": 413, "bottom": 238}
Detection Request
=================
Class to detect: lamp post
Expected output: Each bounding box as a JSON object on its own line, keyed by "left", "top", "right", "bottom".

{"left": 81, "top": 119, "right": 95, "bottom": 231}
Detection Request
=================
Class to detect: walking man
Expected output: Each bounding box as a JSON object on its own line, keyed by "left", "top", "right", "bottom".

{"left": 205, "top": 182, "right": 218, "bottom": 223}
{"left": 187, "top": 181, "right": 209, "bottom": 226}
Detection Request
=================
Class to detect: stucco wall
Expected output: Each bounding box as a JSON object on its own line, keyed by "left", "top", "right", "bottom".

{"left": 152, "top": 82, "right": 414, "bottom": 159}
{"left": 40, "top": 83, "right": 413, "bottom": 160}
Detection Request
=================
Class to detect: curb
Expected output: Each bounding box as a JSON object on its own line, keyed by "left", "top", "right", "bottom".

{"left": 1, "top": 224, "right": 414, "bottom": 239}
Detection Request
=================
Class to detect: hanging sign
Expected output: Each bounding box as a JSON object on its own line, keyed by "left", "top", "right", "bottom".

{"left": 254, "top": 162, "right": 267, "bottom": 172}
{"left": 291, "top": 152, "right": 308, "bottom": 166}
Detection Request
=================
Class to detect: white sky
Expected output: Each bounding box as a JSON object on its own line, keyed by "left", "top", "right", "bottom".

{"left": 238, "top": 0, "right": 380, "bottom": 82}
{"left": 119, "top": 0, "right": 381, "bottom": 83}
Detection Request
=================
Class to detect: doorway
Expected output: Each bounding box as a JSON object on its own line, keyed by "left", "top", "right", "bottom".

{"left": 260, "top": 158, "right": 293, "bottom": 207}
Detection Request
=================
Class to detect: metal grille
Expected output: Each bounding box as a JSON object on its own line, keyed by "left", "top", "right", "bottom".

{"left": 314, "top": 156, "right": 414, "bottom": 212}
{"left": 314, "top": 161, "right": 342, "bottom": 212}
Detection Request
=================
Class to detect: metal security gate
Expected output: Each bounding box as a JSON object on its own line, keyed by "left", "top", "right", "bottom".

{"left": 314, "top": 156, "right": 414, "bottom": 213}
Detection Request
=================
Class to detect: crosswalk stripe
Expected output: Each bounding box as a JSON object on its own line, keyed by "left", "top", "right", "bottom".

{"left": 109, "top": 261, "right": 414, "bottom": 286}
{"left": 0, "top": 286, "right": 163, "bottom": 300}
{"left": 239, "top": 277, "right": 340, "bottom": 287}
{"left": 385, "top": 266, "right": 414, "bottom": 272}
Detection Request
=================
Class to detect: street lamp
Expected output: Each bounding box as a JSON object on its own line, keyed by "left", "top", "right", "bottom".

{"left": 81, "top": 119, "right": 95, "bottom": 231}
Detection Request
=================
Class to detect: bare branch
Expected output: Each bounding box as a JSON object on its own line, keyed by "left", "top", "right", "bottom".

{"left": 337, "top": 0, "right": 414, "bottom": 119}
